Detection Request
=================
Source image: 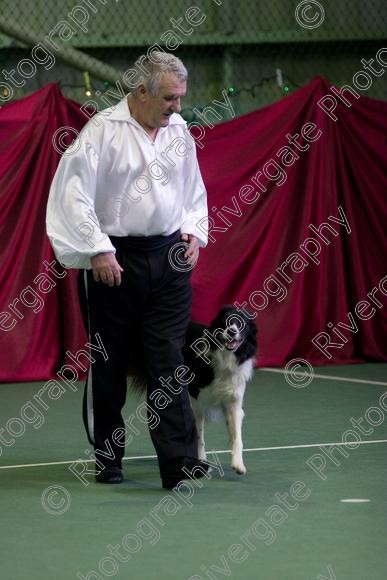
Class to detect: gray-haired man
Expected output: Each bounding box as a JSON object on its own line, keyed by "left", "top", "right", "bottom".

{"left": 46, "top": 52, "right": 209, "bottom": 489}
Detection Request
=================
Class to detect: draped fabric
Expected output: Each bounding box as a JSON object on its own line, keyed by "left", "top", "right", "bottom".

{"left": 1, "top": 78, "right": 386, "bottom": 382}
{"left": 0, "top": 85, "right": 88, "bottom": 382}
{"left": 192, "top": 76, "right": 387, "bottom": 365}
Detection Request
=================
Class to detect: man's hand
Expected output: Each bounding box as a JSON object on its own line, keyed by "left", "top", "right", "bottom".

{"left": 90, "top": 252, "right": 124, "bottom": 287}
{"left": 180, "top": 233, "right": 200, "bottom": 266}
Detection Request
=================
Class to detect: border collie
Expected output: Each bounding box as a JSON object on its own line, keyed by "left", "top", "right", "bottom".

{"left": 128, "top": 306, "right": 257, "bottom": 475}
{"left": 183, "top": 306, "right": 257, "bottom": 474}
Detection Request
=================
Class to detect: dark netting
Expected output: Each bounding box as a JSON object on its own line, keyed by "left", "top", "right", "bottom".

{"left": 0, "top": 0, "right": 386, "bottom": 121}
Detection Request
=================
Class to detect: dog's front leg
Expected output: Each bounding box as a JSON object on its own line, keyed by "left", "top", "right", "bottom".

{"left": 191, "top": 399, "right": 206, "bottom": 460}
{"left": 226, "top": 403, "right": 246, "bottom": 475}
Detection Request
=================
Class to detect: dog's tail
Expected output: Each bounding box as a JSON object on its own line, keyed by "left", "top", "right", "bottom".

{"left": 127, "top": 372, "right": 147, "bottom": 395}
{"left": 126, "top": 347, "right": 147, "bottom": 396}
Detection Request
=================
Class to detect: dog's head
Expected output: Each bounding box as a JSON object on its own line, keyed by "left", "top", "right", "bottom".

{"left": 209, "top": 306, "right": 257, "bottom": 361}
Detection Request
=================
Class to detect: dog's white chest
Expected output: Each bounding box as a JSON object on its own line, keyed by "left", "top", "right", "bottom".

{"left": 195, "top": 350, "right": 253, "bottom": 410}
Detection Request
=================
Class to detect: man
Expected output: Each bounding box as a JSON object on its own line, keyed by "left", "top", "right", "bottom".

{"left": 46, "top": 52, "right": 210, "bottom": 489}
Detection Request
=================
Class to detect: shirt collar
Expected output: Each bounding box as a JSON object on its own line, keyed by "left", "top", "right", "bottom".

{"left": 101, "top": 94, "right": 186, "bottom": 126}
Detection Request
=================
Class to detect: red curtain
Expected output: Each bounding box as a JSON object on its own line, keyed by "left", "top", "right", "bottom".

{"left": 0, "top": 85, "right": 88, "bottom": 382}
{"left": 1, "top": 78, "right": 386, "bottom": 382}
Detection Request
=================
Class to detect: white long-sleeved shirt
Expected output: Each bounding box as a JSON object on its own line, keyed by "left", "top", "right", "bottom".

{"left": 46, "top": 95, "right": 208, "bottom": 269}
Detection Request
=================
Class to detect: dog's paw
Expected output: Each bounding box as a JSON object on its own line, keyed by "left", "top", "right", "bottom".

{"left": 231, "top": 462, "right": 247, "bottom": 475}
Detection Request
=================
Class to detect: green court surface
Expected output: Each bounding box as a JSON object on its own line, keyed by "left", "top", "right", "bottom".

{"left": 1, "top": 364, "right": 386, "bottom": 580}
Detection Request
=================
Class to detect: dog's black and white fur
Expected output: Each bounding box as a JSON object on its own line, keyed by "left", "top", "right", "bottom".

{"left": 128, "top": 305, "right": 257, "bottom": 474}
{"left": 183, "top": 306, "right": 257, "bottom": 474}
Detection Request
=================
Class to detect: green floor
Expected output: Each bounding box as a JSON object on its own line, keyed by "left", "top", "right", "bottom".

{"left": 1, "top": 364, "right": 386, "bottom": 580}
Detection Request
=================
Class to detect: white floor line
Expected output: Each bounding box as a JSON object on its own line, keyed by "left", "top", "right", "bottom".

{"left": 242, "top": 439, "right": 387, "bottom": 452}
{"left": 260, "top": 367, "right": 387, "bottom": 387}
{"left": 1, "top": 439, "right": 386, "bottom": 470}
{"left": 0, "top": 454, "right": 158, "bottom": 470}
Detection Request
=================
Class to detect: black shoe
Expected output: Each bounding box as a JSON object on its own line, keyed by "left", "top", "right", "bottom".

{"left": 95, "top": 466, "right": 123, "bottom": 484}
{"left": 160, "top": 457, "right": 212, "bottom": 489}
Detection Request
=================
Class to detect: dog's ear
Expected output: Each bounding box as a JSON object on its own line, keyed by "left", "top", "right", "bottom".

{"left": 249, "top": 318, "right": 258, "bottom": 339}
{"left": 209, "top": 305, "right": 230, "bottom": 329}
{"left": 240, "top": 319, "right": 258, "bottom": 360}
{"left": 249, "top": 319, "right": 258, "bottom": 339}
{"left": 209, "top": 313, "right": 220, "bottom": 331}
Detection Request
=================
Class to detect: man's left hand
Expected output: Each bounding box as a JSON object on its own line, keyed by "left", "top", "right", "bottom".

{"left": 180, "top": 233, "right": 200, "bottom": 266}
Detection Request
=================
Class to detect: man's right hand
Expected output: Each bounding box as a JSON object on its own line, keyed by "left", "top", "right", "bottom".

{"left": 90, "top": 252, "right": 124, "bottom": 287}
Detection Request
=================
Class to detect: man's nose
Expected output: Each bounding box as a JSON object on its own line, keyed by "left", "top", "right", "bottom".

{"left": 171, "top": 98, "right": 181, "bottom": 113}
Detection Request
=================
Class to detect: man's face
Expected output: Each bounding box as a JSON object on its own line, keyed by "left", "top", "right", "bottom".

{"left": 143, "top": 72, "right": 187, "bottom": 129}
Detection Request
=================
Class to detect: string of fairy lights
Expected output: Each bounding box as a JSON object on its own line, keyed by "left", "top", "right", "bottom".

{"left": 1, "top": 69, "right": 301, "bottom": 121}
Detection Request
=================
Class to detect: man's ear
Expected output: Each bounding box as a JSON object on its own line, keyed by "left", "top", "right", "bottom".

{"left": 137, "top": 84, "right": 148, "bottom": 102}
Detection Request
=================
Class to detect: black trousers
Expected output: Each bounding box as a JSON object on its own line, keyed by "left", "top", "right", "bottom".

{"left": 78, "top": 230, "right": 198, "bottom": 471}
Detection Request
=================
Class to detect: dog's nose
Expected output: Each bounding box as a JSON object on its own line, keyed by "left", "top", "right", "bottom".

{"left": 226, "top": 326, "right": 238, "bottom": 337}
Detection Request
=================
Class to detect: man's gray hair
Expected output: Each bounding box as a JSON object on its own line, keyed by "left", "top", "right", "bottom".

{"left": 133, "top": 51, "right": 188, "bottom": 96}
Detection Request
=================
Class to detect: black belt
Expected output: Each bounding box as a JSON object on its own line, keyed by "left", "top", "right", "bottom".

{"left": 109, "top": 229, "right": 181, "bottom": 251}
